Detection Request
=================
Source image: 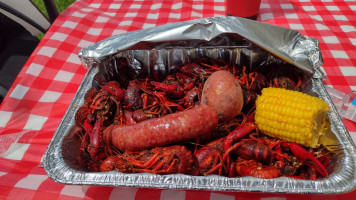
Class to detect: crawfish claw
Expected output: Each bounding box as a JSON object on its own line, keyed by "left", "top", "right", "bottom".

{"left": 289, "top": 142, "right": 328, "bottom": 177}
{"left": 89, "top": 118, "right": 103, "bottom": 159}
{"left": 223, "top": 123, "right": 257, "bottom": 151}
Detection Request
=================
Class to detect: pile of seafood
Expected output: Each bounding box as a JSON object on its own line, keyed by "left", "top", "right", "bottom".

{"left": 73, "top": 56, "right": 337, "bottom": 180}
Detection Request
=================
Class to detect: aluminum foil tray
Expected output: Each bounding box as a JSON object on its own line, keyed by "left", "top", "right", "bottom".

{"left": 44, "top": 17, "right": 356, "bottom": 193}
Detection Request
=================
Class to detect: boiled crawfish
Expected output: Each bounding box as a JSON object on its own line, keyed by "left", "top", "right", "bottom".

{"left": 267, "top": 64, "right": 303, "bottom": 91}
{"left": 232, "top": 139, "right": 329, "bottom": 179}
{"left": 238, "top": 66, "right": 268, "bottom": 94}
{"left": 194, "top": 122, "right": 258, "bottom": 176}
{"left": 75, "top": 81, "right": 127, "bottom": 170}
{"left": 194, "top": 121, "right": 329, "bottom": 179}
{"left": 235, "top": 158, "right": 280, "bottom": 179}
{"left": 100, "top": 145, "right": 197, "bottom": 175}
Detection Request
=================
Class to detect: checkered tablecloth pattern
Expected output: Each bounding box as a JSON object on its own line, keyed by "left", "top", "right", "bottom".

{"left": 0, "top": 0, "right": 355, "bottom": 199}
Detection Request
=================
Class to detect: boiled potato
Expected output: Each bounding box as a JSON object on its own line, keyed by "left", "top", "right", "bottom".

{"left": 201, "top": 70, "right": 243, "bottom": 122}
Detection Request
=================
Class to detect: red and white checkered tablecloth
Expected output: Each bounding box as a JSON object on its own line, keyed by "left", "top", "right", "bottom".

{"left": 0, "top": 0, "right": 355, "bottom": 199}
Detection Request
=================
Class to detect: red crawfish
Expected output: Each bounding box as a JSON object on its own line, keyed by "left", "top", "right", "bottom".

{"left": 177, "top": 86, "right": 202, "bottom": 108}
{"left": 233, "top": 135, "right": 329, "bottom": 179}
{"left": 150, "top": 75, "right": 185, "bottom": 99}
{"left": 76, "top": 81, "right": 126, "bottom": 166}
{"left": 238, "top": 66, "right": 268, "bottom": 94}
{"left": 194, "top": 122, "right": 257, "bottom": 176}
{"left": 125, "top": 80, "right": 143, "bottom": 110}
{"left": 235, "top": 158, "right": 280, "bottom": 179}
{"left": 267, "top": 65, "right": 303, "bottom": 91}
{"left": 179, "top": 62, "right": 209, "bottom": 81}
{"left": 100, "top": 145, "right": 198, "bottom": 175}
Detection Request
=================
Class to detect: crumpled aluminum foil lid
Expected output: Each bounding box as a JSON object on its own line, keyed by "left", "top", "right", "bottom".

{"left": 78, "top": 16, "right": 323, "bottom": 79}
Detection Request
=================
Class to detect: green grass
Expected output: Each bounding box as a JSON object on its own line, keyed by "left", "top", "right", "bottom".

{"left": 32, "top": 0, "right": 76, "bottom": 39}
{"left": 32, "top": 0, "right": 75, "bottom": 17}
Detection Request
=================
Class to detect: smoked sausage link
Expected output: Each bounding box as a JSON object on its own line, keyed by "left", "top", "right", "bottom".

{"left": 103, "top": 104, "right": 218, "bottom": 151}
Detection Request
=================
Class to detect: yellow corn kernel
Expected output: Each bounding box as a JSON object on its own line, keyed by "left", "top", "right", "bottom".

{"left": 255, "top": 87, "right": 330, "bottom": 148}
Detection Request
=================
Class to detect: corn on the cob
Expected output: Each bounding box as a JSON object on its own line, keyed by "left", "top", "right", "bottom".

{"left": 255, "top": 87, "right": 330, "bottom": 148}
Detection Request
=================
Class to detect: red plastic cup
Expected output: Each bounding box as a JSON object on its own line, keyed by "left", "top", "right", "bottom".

{"left": 226, "top": 0, "right": 262, "bottom": 20}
